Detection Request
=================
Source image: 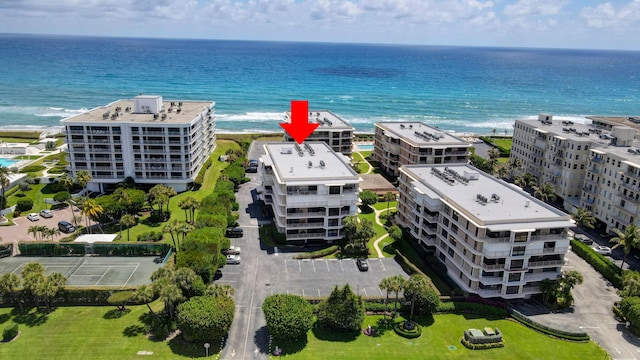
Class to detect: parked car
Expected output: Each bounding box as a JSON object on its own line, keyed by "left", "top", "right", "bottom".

{"left": 222, "top": 246, "right": 241, "bottom": 255}
{"left": 226, "top": 227, "right": 243, "bottom": 238}
{"left": 58, "top": 220, "right": 76, "bottom": 234}
{"left": 594, "top": 245, "right": 612, "bottom": 255}
{"left": 356, "top": 258, "right": 369, "bottom": 271}
{"left": 574, "top": 234, "right": 593, "bottom": 245}
{"left": 226, "top": 255, "right": 241, "bottom": 264}
{"left": 27, "top": 213, "right": 40, "bottom": 221}
{"left": 39, "top": 209, "right": 54, "bottom": 218}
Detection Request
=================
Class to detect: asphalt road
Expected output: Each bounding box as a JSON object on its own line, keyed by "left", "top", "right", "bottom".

{"left": 216, "top": 142, "right": 408, "bottom": 360}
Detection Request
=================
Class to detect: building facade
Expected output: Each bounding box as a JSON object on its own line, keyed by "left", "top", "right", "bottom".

{"left": 511, "top": 114, "right": 640, "bottom": 234}
{"left": 283, "top": 110, "right": 354, "bottom": 157}
{"left": 62, "top": 95, "right": 216, "bottom": 192}
{"left": 259, "top": 142, "right": 361, "bottom": 244}
{"left": 396, "top": 163, "right": 573, "bottom": 299}
{"left": 373, "top": 122, "right": 471, "bottom": 177}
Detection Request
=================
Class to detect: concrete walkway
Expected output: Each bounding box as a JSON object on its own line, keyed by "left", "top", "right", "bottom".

{"left": 372, "top": 206, "right": 395, "bottom": 258}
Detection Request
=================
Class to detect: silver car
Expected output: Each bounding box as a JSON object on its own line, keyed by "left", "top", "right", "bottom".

{"left": 226, "top": 255, "right": 241, "bottom": 264}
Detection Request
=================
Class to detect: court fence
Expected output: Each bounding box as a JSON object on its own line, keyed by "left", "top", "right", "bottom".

{"left": 17, "top": 242, "right": 172, "bottom": 257}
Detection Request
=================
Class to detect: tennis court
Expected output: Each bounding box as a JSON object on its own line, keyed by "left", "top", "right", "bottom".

{"left": 0, "top": 256, "right": 165, "bottom": 287}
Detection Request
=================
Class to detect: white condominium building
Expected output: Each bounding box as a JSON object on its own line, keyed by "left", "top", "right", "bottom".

{"left": 62, "top": 95, "right": 216, "bottom": 192}
{"left": 396, "top": 163, "right": 573, "bottom": 299}
{"left": 511, "top": 114, "right": 640, "bottom": 234}
{"left": 283, "top": 110, "right": 354, "bottom": 157}
{"left": 373, "top": 122, "right": 471, "bottom": 177}
{"left": 259, "top": 142, "right": 361, "bottom": 244}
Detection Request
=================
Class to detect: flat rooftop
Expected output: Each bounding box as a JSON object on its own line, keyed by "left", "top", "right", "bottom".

{"left": 518, "top": 118, "right": 640, "bottom": 165}
{"left": 284, "top": 110, "right": 353, "bottom": 130}
{"left": 62, "top": 98, "right": 214, "bottom": 125}
{"left": 402, "top": 164, "right": 573, "bottom": 231}
{"left": 262, "top": 142, "right": 359, "bottom": 183}
{"left": 377, "top": 122, "right": 470, "bottom": 147}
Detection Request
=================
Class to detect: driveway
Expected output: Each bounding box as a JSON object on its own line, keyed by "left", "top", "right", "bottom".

{"left": 513, "top": 250, "right": 640, "bottom": 360}
{"left": 216, "top": 141, "right": 408, "bottom": 360}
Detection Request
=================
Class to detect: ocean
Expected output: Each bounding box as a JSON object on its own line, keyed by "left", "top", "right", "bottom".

{"left": 1, "top": 34, "right": 639, "bottom": 135}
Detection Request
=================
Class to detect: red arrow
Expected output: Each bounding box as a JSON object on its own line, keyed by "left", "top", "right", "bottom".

{"left": 280, "top": 100, "right": 319, "bottom": 144}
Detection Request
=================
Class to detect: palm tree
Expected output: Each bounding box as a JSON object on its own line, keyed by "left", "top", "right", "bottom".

{"left": 80, "top": 198, "right": 103, "bottom": 234}
{"left": 134, "top": 285, "right": 156, "bottom": 315}
{"left": 187, "top": 197, "right": 200, "bottom": 223}
{"left": 382, "top": 192, "right": 395, "bottom": 217}
{"left": 46, "top": 227, "right": 60, "bottom": 241}
{"left": 533, "top": 182, "right": 557, "bottom": 203}
{"left": 165, "top": 187, "right": 177, "bottom": 213}
{"left": 509, "top": 157, "right": 523, "bottom": 177}
{"left": 515, "top": 172, "right": 537, "bottom": 190}
{"left": 622, "top": 271, "right": 640, "bottom": 297}
{"left": 120, "top": 214, "right": 137, "bottom": 241}
{"left": 22, "top": 262, "right": 45, "bottom": 308}
{"left": 610, "top": 225, "right": 640, "bottom": 269}
{"left": 571, "top": 207, "right": 595, "bottom": 229}
{"left": 156, "top": 280, "right": 184, "bottom": 320}
{"left": 59, "top": 174, "right": 74, "bottom": 193}
{"left": 28, "top": 225, "right": 39, "bottom": 240}
{"left": 205, "top": 284, "right": 235, "bottom": 298}
{"left": 75, "top": 170, "right": 92, "bottom": 194}
{"left": 177, "top": 222, "right": 194, "bottom": 246}
{"left": 0, "top": 165, "right": 12, "bottom": 209}
{"left": 0, "top": 273, "right": 22, "bottom": 310}
{"left": 113, "top": 187, "right": 132, "bottom": 234}
{"left": 388, "top": 275, "right": 406, "bottom": 318}
{"left": 539, "top": 278, "right": 558, "bottom": 305}
{"left": 178, "top": 198, "right": 191, "bottom": 222}
{"left": 162, "top": 220, "right": 182, "bottom": 251}
{"left": 38, "top": 272, "right": 66, "bottom": 313}
{"left": 404, "top": 275, "right": 429, "bottom": 324}
{"left": 379, "top": 277, "right": 394, "bottom": 323}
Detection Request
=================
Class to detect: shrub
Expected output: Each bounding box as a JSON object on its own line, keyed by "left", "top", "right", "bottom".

{"left": 316, "top": 285, "right": 364, "bottom": 332}
{"left": 293, "top": 245, "right": 339, "bottom": 259}
{"left": 136, "top": 231, "right": 163, "bottom": 242}
{"left": 392, "top": 320, "right": 422, "bottom": 338}
{"left": 16, "top": 198, "right": 34, "bottom": 212}
{"left": 2, "top": 323, "right": 18, "bottom": 341}
{"left": 19, "top": 165, "right": 46, "bottom": 173}
{"left": 263, "top": 294, "right": 314, "bottom": 340}
{"left": 461, "top": 336, "right": 504, "bottom": 350}
{"left": 54, "top": 191, "right": 70, "bottom": 202}
{"left": 176, "top": 295, "right": 235, "bottom": 342}
{"left": 571, "top": 240, "right": 623, "bottom": 288}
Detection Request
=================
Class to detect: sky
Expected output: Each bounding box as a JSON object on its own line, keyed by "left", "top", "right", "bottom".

{"left": 0, "top": 0, "right": 639, "bottom": 50}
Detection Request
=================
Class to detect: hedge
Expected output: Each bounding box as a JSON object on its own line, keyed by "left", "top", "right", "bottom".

{"left": 570, "top": 240, "right": 623, "bottom": 288}
{"left": 509, "top": 307, "right": 589, "bottom": 341}
{"left": 461, "top": 336, "right": 505, "bottom": 350}
{"left": 2, "top": 323, "right": 19, "bottom": 341}
{"left": 392, "top": 320, "right": 422, "bottom": 338}
{"left": 0, "top": 287, "right": 144, "bottom": 306}
{"left": 18, "top": 242, "right": 171, "bottom": 257}
{"left": 293, "top": 245, "right": 339, "bottom": 259}
{"left": 436, "top": 300, "right": 508, "bottom": 318}
{"left": 194, "top": 157, "right": 213, "bottom": 187}
{"left": 16, "top": 198, "right": 34, "bottom": 212}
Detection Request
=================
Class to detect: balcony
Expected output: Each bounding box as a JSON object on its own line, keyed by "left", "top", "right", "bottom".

{"left": 482, "top": 263, "right": 505, "bottom": 271}
{"left": 286, "top": 222, "right": 325, "bottom": 229}
{"left": 528, "top": 259, "right": 564, "bottom": 268}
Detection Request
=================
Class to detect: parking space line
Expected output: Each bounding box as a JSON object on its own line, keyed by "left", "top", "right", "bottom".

{"left": 318, "top": 289, "right": 321, "bottom": 297}
{"left": 298, "top": 260, "right": 302, "bottom": 272}
{"left": 325, "top": 260, "right": 330, "bottom": 272}
{"left": 379, "top": 259, "right": 386, "bottom": 271}
{"left": 284, "top": 260, "right": 287, "bottom": 273}
{"left": 362, "top": 288, "right": 368, "bottom": 297}
{"left": 377, "top": 287, "right": 383, "bottom": 296}
{"left": 302, "top": 289, "right": 305, "bottom": 297}
{"left": 312, "top": 260, "right": 316, "bottom": 272}
{"left": 340, "top": 260, "right": 344, "bottom": 271}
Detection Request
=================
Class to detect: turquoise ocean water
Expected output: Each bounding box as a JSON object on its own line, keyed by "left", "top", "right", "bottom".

{"left": 0, "top": 34, "right": 639, "bottom": 135}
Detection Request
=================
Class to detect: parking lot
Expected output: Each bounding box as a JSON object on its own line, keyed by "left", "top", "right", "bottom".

{"left": 0, "top": 206, "right": 82, "bottom": 249}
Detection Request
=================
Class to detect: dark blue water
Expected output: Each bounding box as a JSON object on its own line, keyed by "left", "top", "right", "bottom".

{"left": 1, "top": 34, "right": 639, "bottom": 134}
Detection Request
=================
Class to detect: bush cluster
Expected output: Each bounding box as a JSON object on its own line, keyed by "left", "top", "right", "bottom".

{"left": 570, "top": 240, "right": 622, "bottom": 288}
{"left": 2, "top": 323, "right": 18, "bottom": 341}
{"left": 19, "top": 165, "right": 46, "bottom": 174}
{"left": 293, "top": 245, "right": 339, "bottom": 259}
{"left": 510, "top": 308, "right": 589, "bottom": 341}
{"left": 16, "top": 198, "right": 34, "bottom": 211}
{"left": 460, "top": 337, "right": 504, "bottom": 350}
{"left": 193, "top": 157, "right": 213, "bottom": 188}
{"left": 137, "top": 231, "right": 163, "bottom": 242}
{"left": 392, "top": 320, "right": 422, "bottom": 339}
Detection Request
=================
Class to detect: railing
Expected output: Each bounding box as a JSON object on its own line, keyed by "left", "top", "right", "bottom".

{"left": 287, "top": 211, "right": 326, "bottom": 218}
{"left": 528, "top": 260, "right": 564, "bottom": 268}
{"left": 286, "top": 222, "right": 325, "bottom": 228}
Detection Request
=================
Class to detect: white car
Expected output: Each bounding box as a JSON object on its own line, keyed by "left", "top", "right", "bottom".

{"left": 27, "top": 213, "right": 40, "bottom": 221}
{"left": 594, "top": 245, "right": 612, "bottom": 255}
{"left": 226, "top": 255, "right": 241, "bottom": 264}
{"left": 40, "top": 209, "right": 53, "bottom": 218}
{"left": 222, "top": 246, "right": 241, "bottom": 255}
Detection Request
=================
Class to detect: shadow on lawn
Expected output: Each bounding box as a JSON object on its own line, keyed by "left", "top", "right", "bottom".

{"left": 311, "top": 323, "right": 359, "bottom": 342}
{"left": 104, "top": 308, "right": 131, "bottom": 319}
{"left": 168, "top": 336, "right": 223, "bottom": 358}
{"left": 273, "top": 334, "right": 308, "bottom": 356}
{"left": 10, "top": 307, "right": 49, "bottom": 327}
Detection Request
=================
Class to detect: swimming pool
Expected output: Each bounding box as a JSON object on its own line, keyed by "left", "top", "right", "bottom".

{"left": 357, "top": 144, "right": 374, "bottom": 151}
{"left": 0, "top": 158, "right": 18, "bottom": 167}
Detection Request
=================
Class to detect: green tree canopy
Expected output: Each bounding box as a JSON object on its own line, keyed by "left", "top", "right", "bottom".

{"left": 359, "top": 190, "right": 378, "bottom": 207}
{"left": 176, "top": 295, "right": 235, "bottom": 342}
{"left": 316, "top": 284, "right": 364, "bottom": 332}
{"left": 262, "top": 294, "right": 314, "bottom": 341}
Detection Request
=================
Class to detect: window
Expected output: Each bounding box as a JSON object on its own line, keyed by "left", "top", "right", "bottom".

{"left": 329, "top": 186, "right": 340, "bottom": 194}
{"left": 506, "top": 286, "right": 519, "bottom": 295}
{"left": 508, "top": 273, "right": 521, "bottom": 282}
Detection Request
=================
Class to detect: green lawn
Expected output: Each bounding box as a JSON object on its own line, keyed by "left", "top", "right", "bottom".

{"left": 0, "top": 304, "right": 219, "bottom": 359}
{"left": 275, "top": 314, "right": 607, "bottom": 360}
{"left": 6, "top": 183, "right": 49, "bottom": 214}
{"left": 351, "top": 152, "right": 370, "bottom": 173}
{"left": 12, "top": 155, "right": 41, "bottom": 160}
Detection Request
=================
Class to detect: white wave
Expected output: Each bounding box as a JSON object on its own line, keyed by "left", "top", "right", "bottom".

{"left": 0, "top": 105, "right": 88, "bottom": 118}
{"left": 215, "top": 112, "right": 284, "bottom": 122}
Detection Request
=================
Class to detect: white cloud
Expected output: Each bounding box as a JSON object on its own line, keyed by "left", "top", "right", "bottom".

{"left": 581, "top": 0, "right": 640, "bottom": 29}
{"left": 503, "top": 0, "right": 568, "bottom": 17}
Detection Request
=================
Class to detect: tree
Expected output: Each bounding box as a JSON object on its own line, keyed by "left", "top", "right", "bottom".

{"left": 359, "top": 190, "right": 378, "bottom": 208}
{"left": 382, "top": 191, "right": 396, "bottom": 216}
{"left": 75, "top": 170, "right": 92, "bottom": 194}
{"left": 176, "top": 295, "right": 235, "bottom": 342}
{"left": 514, "top": 172, "right": 537, "bottom": 190}
{"left": 533, "top": 182, "right": 557, "bottom": 203}
{"left": 388, "top": 275, "right": 406, "bottom": 317}
{"left": 163, "top": 219, "right": 182, "bottom": 251}
{"left": 0, "top": 273, "right": 22, "bottom": 310}
{"left": 539, "top": 278, "right": 558, "bottom": 305}
{"left": 556, "top": 270, "right": 584, "bottom": 308}
{"left": 403, "top": 275, "right": 434, "bottom": 323}
{"left": 35, "top": 272, "right": 67, "bottom": 313}
{"left": 572, "top": 207, "right": 595, "bottom": 229}
{"left": 0, "top": 165, "right": 11, "bottom": 209}
{"left": 119, "top": 214, "right": 137, "bottom": 241}
{"left": 379, "top": 277, "right": 394, "bottom": 323}
{"left": 622, "top": 271, "right": 640, "bottom": 297}
{"left": 156, "top": 279, "right": 184, "bottom": 320}
{"left": 388, "top": 225, "right": 403, "bottom": 242}
{"left": 80, "top": 198, "right": 103, "bottom": 233}
{"left": 107, "top": 290, "right": 135, "bottom": 311}
{"left": 262, "top": 294, "right": 314, "bottom": 340}
{"left": 134, "top": 284, "right": 156, "bottom": 315}
{"left": 149, "top": 184, "right": 172, "bottom": 214}
{"left": 316, "top": 284, "right": 364, "bottom": 332}
{"left": 611, "top": 225, "right": 640, "bottom": 269}
{"left": 342, "top": 215, "right": 375, "bottom": 249}
{"left": 59, "top": 174, "right": 74, "bottom": 193}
